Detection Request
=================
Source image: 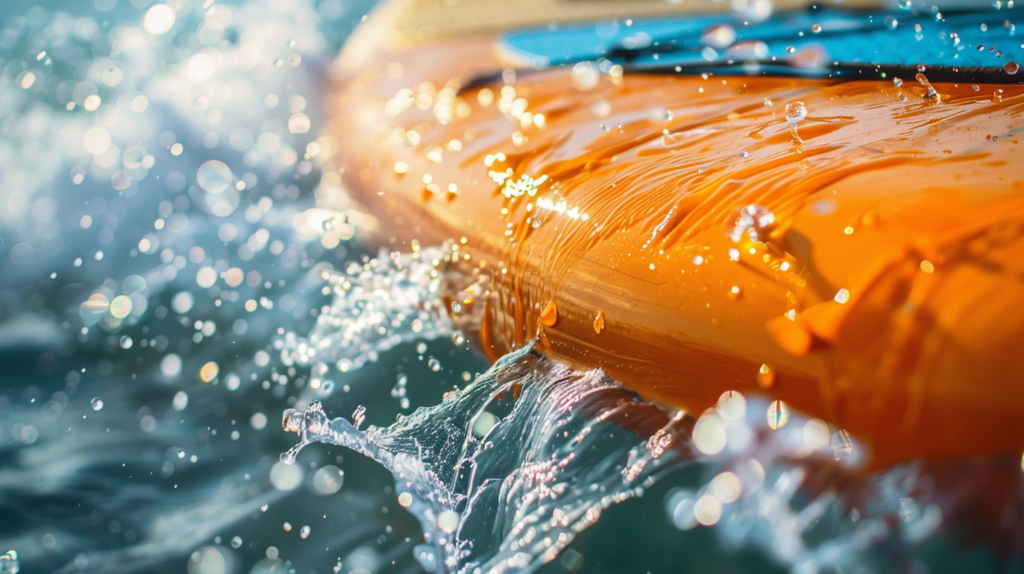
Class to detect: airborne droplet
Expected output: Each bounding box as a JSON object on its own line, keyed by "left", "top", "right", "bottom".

{"left": 767, "top": 400, "right": 790, "bottom": 429}
{"left": 196, "top": 160, "right": 233, "bottom": 194}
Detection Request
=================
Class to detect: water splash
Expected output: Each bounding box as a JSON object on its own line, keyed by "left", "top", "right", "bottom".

{"left": 0, "top": 551, "right": 17, "bottom": 574}
{"left": 283, "top": 344, "right": 692, "bottom": 574}
{"left": 280, "top": 245, "right": 456, "bottom": 388}
{"left": 281, "top": 338, "right": 1006, "bottom": 574}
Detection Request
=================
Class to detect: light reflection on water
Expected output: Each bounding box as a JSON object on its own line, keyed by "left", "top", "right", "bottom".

{"left": 0, "top": 1, "right": 1022, "bottom": 574}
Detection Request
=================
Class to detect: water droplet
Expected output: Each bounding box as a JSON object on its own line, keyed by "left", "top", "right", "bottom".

{"left": 109, "top": 295, "right": 133, "bottom": 319}
{"left": 693, "top": 412, "right": 727, "bottom": 455}
{"left": 694, "top": 494, "right": 722, "bottom": 525}
{"left": 899, "top": 0, "right": 912, "bottom": 8}
{"left": 299, "top": 525, "right": 311, "bottom": 539}
{"left": 915, "top": 73, "right": 938, "bottom": 99}
{"left": 885, "top": 16, "right": 898, "bottom": 30}
{"left": 143, "top": 4, "right": 176, "bottom": 35}
{"left": 231, "top": 536, "right": 242, "bottom": 549}
{"left": 188, "top": 546, "right": 226, "bottom": 574}
{"left": 398, "top": 492, "right": 413, "bottom": 508}
{"left": 803, "top": 419, "right": 831, "bottom": 450}
{"left": 437, "top": 510, "right": 460, "bottom": 533}
{"left": 1, "top": 550, "right": 18, "bottom": 574}
{"left": 784, "top": 101, "right": 807, "bottom": 126}
{"left": 832, "top": 429, "right": 854, "bottom": 460}
{"left": 540, "top": 300, "right": 558, "bottom": 327}
{"left": 730, "top": 0, "right": 773, "bottom": 21}
{"left": 196, "top": 160, "right": 233, "bottom": 194}
{"left": 270, "top": 461, "right": 303, "bottom": 490}
{"left": 810, "top": 24, "right": 822, "bottom": 34}
{"left": 701, "top": 24, "right": 737, "bottom": 49}
{"left": 200, "top": 361, "right": 220, "bottom": 382}
{"left": 756, "top": 364, "right": 776, "bottom": 389}
{"left": 717, "top": 391, "right": 746, "bottom": 420}
{"left": 592, "top": 310, "right": 605, "bottom": 334}
{"left": 767, "top": 400, "right": 790, "bottom": 429}
{"left": 571, "top": 61, "right": 600, "bottom": 91}
{"left": 91, "top": 398, "right": 104, "bottom": 411}
{"left": 172, "top": 391, "right": 188, "bottom": 411}
{"left": 711, "top": 471, "right": 743, "bottom": 503}
{"left": 428, "top": 357, "right": 441, "bottom": 371}
{"left": 834, "top": 288, "right": 851, "bottom": 304}
{"left": 1005, "top": 61, "right": 1020, "bottom": 75}
{"left": 728, "top": 204, "right": 776, "bottom": 244}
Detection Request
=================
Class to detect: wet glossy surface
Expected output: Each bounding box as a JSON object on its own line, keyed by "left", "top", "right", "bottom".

{"left": 325, "top": 10, "right": 1024, "bottom": 468}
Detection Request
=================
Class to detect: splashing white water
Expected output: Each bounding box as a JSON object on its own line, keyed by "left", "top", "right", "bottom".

{"left": 280, "top": 245, "right": 456, "bottom": 390}
{"left": 283, "top": 344, "right": 691, "bottom": 574}
{"left": 282, "top": 331, "right": 970, "bottom": 574}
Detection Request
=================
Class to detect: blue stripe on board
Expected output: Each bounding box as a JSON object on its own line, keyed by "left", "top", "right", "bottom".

{"left": 500, "top": 8, "right": 1022, "bottom": 72}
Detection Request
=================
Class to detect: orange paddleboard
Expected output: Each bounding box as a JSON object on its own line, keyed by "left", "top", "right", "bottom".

{"left": 322, "top": 0, "right": 1024, "bottom": 468}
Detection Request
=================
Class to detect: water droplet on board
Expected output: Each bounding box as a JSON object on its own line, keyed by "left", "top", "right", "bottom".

{"left": 541, "top": 300, "right": 558, "bottom": 327}
{"left": 834, "top": 288, "right": 851, "bottom": 304}
{"left": 915, "top": 73, "right": 938, "bottom": 99}
{"left": 728, "top": 204, "right": 776, "bottom": 244}
{"left": 784, "top": 101, "right": 807, "bottom": 126}
{"left": 756, "top": 364, "right": 776, "bottom": 388}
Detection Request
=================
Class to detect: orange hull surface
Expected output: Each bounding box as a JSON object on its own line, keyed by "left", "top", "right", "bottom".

{"left": 323, "top": 3, "right": 1024, "bottom": 468}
